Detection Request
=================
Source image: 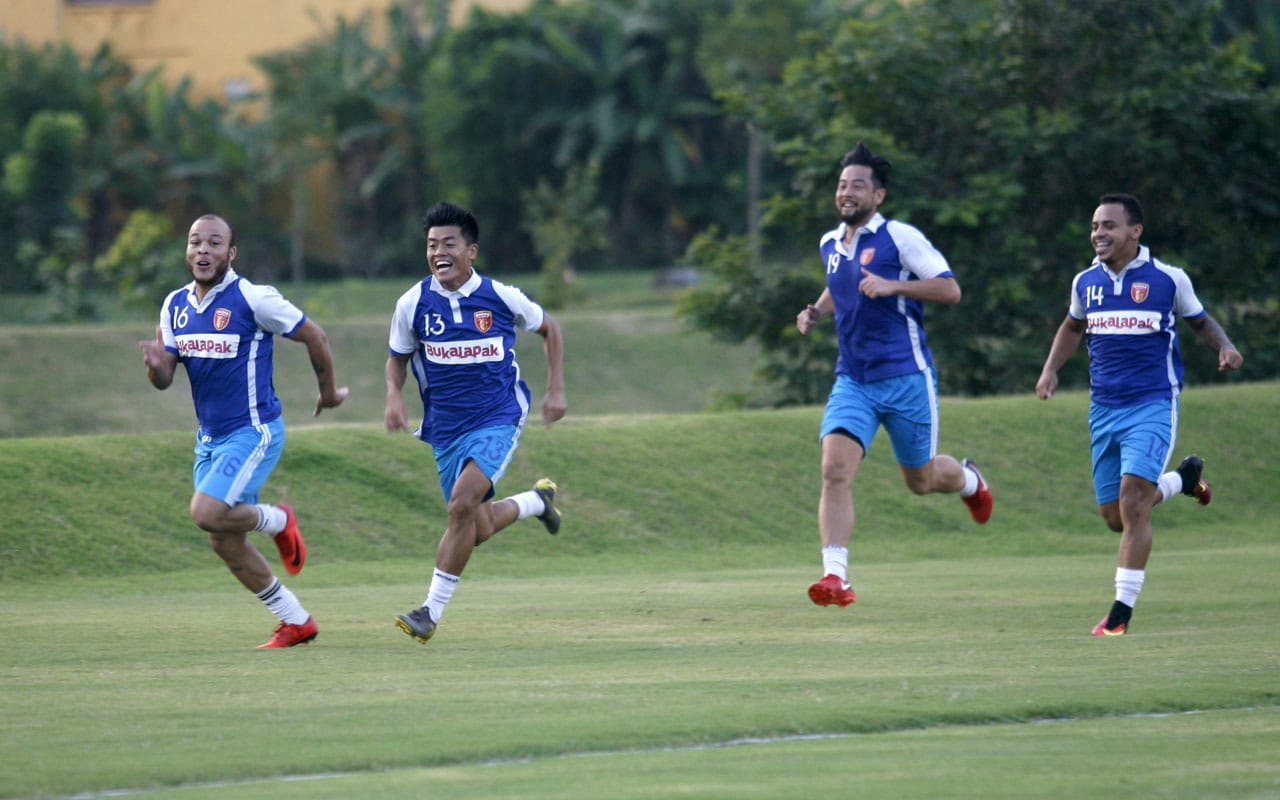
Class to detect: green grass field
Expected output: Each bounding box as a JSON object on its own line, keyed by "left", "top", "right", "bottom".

{"left": 2, "top": 383, "right": 1278, "bottom": 798}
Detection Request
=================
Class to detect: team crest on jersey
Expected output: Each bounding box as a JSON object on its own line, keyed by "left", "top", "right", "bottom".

{"left": 213, "top": 308, "right": 232, "bottom": 330}
{"left": 473, "top": 310, "right": 493, "bottom": 333}
{"left": 1130, "top": 283, "right": 1150, "bottom": 303}
{"left": 859, "top": 248, "right": 876, "bottom": 266}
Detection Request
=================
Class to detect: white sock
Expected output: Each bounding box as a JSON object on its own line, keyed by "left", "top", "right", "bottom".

{"left": 424, "top": 568, "right": 460, "bottom": 622}
{"left": 253, "top": 504, "right": 288, "bottom": 535}
{"left": 1156, "top": 472, "right": 1181, "bottom": 503}
{"left": 509, "top": 490, "right": 546, "bottom": 520}
{"left": 1115, "top": 567, "right": 1145, "bottom": 608}
{"left": 960, "top": 464, "right": 980, "bottom": 497}
{"left": 821, "top": 545, "right": 848, "bottom": 581}
{"left": 256, "top": 578, "right": 310, "bottom": 624}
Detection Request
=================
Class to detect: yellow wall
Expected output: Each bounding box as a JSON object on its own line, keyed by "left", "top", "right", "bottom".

{"left": 0, "top": 0, "right": 530, "bottom": 100}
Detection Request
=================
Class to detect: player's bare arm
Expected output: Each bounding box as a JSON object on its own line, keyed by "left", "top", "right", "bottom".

{"left": 139, "top": 325, "right": 177, "bottom": 390}
{"left": 537, "top": 314, "right": 567, "bottom": 427}
{"left": 383, "top": 352, "right": 412, "bottom": 431}
{"left": 859, "top": 270, "right": 961, "bottom": 304}
{"left": 1185, "top": 314, "right": 1244, "bottom": 371}
{"left": 288, "top": 319, "right": 349, "bottom": 415}
{"left": 797, "top": 288, "right": 835, "bottom": 335}
{"left": 1036, "top": 316, "right": 1086, "bottom": 399}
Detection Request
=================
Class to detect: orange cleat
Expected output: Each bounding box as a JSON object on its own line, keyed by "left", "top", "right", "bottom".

{"left": 1091, "top": 617, "right": 1127, "bottom": 636}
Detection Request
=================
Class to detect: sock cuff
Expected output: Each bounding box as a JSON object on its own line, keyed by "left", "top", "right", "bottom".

{"left": 510, "top": 490, "right": 544, "bottom": 520}
{"left": 255, "top": 577, "right": 282, "bottom": 601}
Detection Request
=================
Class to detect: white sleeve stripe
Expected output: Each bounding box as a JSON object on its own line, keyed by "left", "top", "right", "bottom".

{"left": 492, "top": 280, "right": 545, "bottom": 331}
{"left": 886, "top": 219, "right": 950, "bottom": 279}
{"left": 239, "top": 277, "right": 305, "bottom": 335}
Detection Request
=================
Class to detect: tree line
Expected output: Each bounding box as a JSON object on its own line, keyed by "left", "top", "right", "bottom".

{"left": 1, "top": 0, "right": 1275, "bottom": 399}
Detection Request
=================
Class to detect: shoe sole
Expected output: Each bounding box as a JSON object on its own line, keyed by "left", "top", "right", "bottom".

{"left": 258, "top": 632, "right": 317, "bottom": 648}
{"left": 396, "top": 616, "right": 435, "bottom": 644}
{"left": 1091, "top": 617, "right": 1127, "bottom": 636}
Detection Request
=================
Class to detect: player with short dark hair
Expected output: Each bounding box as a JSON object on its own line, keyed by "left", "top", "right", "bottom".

{"left": 139, "top": 213, "right": 348, "bottom": 648}
{"left": 795, "top": 143, "right": 993, "bottom": 608}
{"left": 1036, "top": 192, "right": 1243, "bottom": 635}
{"left": 386, "top": 201, "right": 566, "bottom": 645}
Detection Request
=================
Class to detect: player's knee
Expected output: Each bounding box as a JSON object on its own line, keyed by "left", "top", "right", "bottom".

{"left": 189, "top": 499, "right": 222, "bottom": 533}
{"left": 820, "top": 468, "right": 853, "bottom": 492}
{"left": 445, "top": 496, "right": 479, "bottom": 525}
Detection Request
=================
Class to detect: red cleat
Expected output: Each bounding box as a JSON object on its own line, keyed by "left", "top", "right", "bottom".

{"left": 274, "top": 503, "right": 306, "bottom": 575}
{"left": 961, "top": 458, "right": 993, "bottom": 523}
{"left": 257, "top": 616, "right": 318, "bottom": 648}
{"left": 808, "top": 574, "right": 856, "bottom": 607}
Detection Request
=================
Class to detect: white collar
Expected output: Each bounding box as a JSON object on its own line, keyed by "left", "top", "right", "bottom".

{"left": 1094, "top": 244, "right": 1150, "bottom": 278}
{"left": 185, "top": 267, "right": 239, "bottom": 308}
{"left": 429, "top": 269, "right": 481, "bottom": 297}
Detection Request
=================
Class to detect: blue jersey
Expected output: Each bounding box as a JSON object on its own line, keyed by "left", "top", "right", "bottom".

{"left": 820, "top": 213, "right": 953, "bottom": 383}
{"left": 158, "top": 269, "right": 306, "bottom": 438}
{"left": 1066, "top": 245, "right": 1205, "bottom": 407}
{"left": 388, "top": 270, "right": 545, "bottom": 448}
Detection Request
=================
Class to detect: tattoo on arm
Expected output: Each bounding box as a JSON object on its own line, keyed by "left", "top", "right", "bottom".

{"left": 1196, "top": 315, "right": 1235, "bottom": 350}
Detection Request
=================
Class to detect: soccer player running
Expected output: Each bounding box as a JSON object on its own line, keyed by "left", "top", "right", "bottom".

{"left": 139, "top": 213, "right": 348, "bottom": 648}
{"left": 385, "top": 201, "right": 566, "bottom": 645}
{"left": 1036, "top": 193, "right": 1242, "bottom": 636}
{"left": 796, "top": 142, "right": 993, "bottom": 608}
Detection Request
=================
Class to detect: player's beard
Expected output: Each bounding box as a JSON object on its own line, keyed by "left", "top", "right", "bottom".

{"left": 190, "top": 257, "right": 231, "bottom": 290}
{"left": 840, "top": 207, "right": 874, "bottom": 228}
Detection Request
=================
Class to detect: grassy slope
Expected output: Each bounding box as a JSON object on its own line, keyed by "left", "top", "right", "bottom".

{"left": 0, "top": 310, "right": 759, "bottom": 438}
{"left": 0, "top": 272, "right": 760, "bottom": 438}
{"left": 1, "top": 381, "right": 1274, "bottom": 582}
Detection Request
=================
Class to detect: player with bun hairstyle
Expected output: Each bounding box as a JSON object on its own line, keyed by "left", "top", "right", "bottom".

{"left": 796, "top": 143, "right": 993, "bottom": 609}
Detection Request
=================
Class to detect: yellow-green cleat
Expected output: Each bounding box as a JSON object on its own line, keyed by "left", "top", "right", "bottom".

{"left": 396, "top": 607, "right": 436, "bottom": 644}
{"left": 533, "top": 477, "right": 561, "bottom": 534}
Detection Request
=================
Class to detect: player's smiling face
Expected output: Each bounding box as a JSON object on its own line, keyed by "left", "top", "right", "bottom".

{"left": 1091, "top": 203, "right": 1142, "bottom": 269}
{"left": 186, "top": 217, "right": 236, "bottom": 292}
{"left": 426, "top": 224, "right": 478, "bottom": 291}
{"left": 834, "top": 164, "right": 884, "bottom": 228}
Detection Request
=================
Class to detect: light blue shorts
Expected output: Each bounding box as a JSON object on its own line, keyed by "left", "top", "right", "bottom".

{"left": 820, "top": 370, "right": 938, "bottom": 469}
{"left": 192, "top": 417, "right": 286, "bottom": 507}
{"left": 433, "top": 424, "right": 521, "bottom": 502}
{"left": 1089, "top": 398, "right": 1177, "bottom": 505}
